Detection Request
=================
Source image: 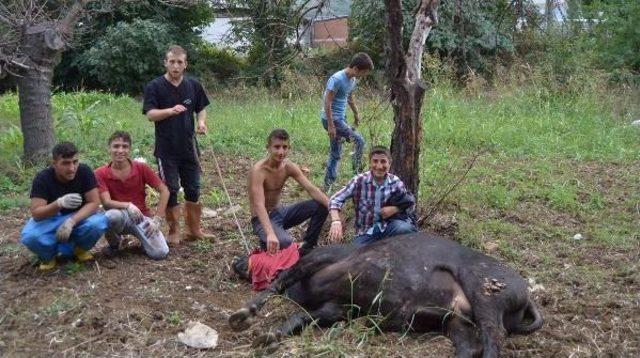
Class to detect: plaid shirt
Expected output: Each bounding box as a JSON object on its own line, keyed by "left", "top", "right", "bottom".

{"left": 329, "top": 171, "right": 409, "bottom": 235}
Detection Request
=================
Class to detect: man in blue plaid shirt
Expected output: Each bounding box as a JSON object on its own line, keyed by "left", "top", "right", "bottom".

{"left": 328, "top": 146, "right": 418, "bottom": 246}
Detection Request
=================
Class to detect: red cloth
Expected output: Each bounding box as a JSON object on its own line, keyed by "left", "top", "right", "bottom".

{"left": 94, "top": 160, "right": 163, "bottom": 217}
{"left": 249, "top": 243, "right": 300, "bottom": 291}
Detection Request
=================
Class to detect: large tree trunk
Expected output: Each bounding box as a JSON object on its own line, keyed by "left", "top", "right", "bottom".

{"left": 17, "top": 66, "right": 56, "bottom": 164}
{"left": 16, "top": 24, "right": 64, "bottom": 164}
{"left": 389, "top": 80, "right": 426, "bottom": 196}
{"left": 384, "top": 0, "right": 439, "bottom": 198}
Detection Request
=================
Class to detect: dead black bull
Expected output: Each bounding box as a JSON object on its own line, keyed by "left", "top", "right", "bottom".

{"left": 229, "top": 232, "right": 543, "bottom": 357}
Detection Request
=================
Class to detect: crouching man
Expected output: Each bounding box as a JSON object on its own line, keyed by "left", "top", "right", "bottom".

{"left": 94, "top": 131, "right": 170, "bottom": 259}
{"left": 328, "top": 146, "right": 418, "bottom": 246}
{"left": 21, "top": 142, "right": 110, "bottom": 270}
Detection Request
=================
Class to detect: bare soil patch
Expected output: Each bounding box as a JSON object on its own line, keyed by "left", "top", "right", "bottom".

{"left": 1, "top": 155, "right": 639, "bottom": 356}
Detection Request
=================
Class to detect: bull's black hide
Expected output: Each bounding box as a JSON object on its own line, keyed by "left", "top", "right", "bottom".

{"left": 230, "top": 232, "right": 543, "bottom": 357}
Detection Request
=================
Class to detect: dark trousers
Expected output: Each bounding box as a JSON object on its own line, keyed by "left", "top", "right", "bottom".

{"left": 157, "top": 156, "right": 200, "bottom": 207}
{"left": 251, "top": 199, "right": 328, "bottom": 250}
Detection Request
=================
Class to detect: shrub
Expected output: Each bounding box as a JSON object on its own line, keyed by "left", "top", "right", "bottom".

{"left": 78, "top": 19, "right": 176, "bottom": 94}
{"left": 189, "top": 44, "right": 246, "bottom": 88}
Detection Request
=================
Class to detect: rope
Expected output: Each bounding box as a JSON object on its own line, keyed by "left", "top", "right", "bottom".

{"left": 210, "top": 147, "right": 252, "bottom": 254}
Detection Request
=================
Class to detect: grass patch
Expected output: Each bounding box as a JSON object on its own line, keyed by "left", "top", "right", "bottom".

{"left": 0, "top": 78, "right": 638, "bottom": 249}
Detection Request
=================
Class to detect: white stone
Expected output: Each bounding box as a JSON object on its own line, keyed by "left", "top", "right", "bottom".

{"left": 178, "top": 321, "right": 218, "bottom": 349}
{"left": 572, "top": 233, "right": 583, "bottom": 241}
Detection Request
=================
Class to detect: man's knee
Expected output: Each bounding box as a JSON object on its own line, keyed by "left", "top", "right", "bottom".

{"left": 146, "top": 244, "right": 169, "bottom": 260}
{"left": 386, "top": 219, "right": 417, "bottom": 236}
{"left": 183, "top": 188, "right": 199, "bottom": 203}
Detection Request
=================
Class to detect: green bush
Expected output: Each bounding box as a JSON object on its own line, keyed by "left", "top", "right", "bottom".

{"left": 189, "top": 44, "right": 246, "bottom": 87}
{"left": 78, "top": 19, "right": 176, "bottom": 94}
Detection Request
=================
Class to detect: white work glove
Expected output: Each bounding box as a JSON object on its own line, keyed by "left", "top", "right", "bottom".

{"left": 56, "top": 193, "right": 83, "bottom": 209}
{"left": 125, "top": 203, "right": 144, "bottom": 224}
{"left": 142, "top": 216, "right": 164, "bottom": 237}
{"left": 55, "top": 218, "right": 76, "bottom": 242}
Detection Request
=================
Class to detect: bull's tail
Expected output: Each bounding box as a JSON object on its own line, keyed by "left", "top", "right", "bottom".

{"left": 509, "top": 299, "right": 544, "bottom": 335}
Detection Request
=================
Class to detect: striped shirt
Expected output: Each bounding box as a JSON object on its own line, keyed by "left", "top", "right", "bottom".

{"left": 329, "top": 171, "right": 409, "bottom": 235}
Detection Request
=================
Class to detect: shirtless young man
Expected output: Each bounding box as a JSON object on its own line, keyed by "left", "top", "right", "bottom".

{"left": 248, "top": 129, "right": 329, "bottom": 254}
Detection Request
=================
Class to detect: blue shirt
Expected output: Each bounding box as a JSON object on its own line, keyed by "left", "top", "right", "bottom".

{"left": 321, "top": 70, "right": 356, "bottom": 122}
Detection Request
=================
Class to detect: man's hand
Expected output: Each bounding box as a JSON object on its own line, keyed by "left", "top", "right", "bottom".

{"left": 126, "top": 203, "right": 144, "bottom": 224}
{"left": 380, "top": 206, "right": 400, "bottom": 220}
{"left": 170, "top": 104, "right": 187, "bottom": 115}
{"left": 197, "top": 119, "right": 207, "bottom": 134}
{"left": 266, "top": 233, "right": 279, "bottom": 254}
{"left": 56, "top": 193, "right": 83, "bottom": 210}
{"left": 327, "top": 124, "right": 336, "bottom": 141}
{"left": 55, "top": 218, "right": 76, "bottom": 242}
{"left": 329, "top": 220, "right": 343, "bottom": 243}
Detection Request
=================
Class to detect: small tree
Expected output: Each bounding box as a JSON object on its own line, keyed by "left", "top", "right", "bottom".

{"left": 227, "top": 0, "right": 326, "bottom": 86}
{"left": 0, "top": 0, "right": 92, "bottom": 164}
{"left": 384, "top": 0, "right": 440, "bottom": 198}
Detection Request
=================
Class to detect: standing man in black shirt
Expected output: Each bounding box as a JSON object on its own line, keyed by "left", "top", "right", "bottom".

{"left": 143, "top": 45, "right": 211, "bottom": 245}
{"left": 21, "top": 142, "right": 111, "bottom": 270}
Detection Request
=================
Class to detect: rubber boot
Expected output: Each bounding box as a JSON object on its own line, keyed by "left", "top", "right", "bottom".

{"left": 184, "top": 201, "right": 214, "bottom": 241}
{"left": 74, "top": 247, "right": 94, "bottom": 262}
{"left": 166, "top": 205, "right": 181, "bottom": 246}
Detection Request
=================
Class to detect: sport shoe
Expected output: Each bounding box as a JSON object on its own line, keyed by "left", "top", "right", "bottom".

{"left": 38, "top": 258, "right": 57, "bottom": 271}
{"left": 73, "top": 247, "right": 94, "bottom": 262}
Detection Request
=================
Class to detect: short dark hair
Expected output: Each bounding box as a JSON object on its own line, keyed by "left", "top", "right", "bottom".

{"left": 108, "top": 131, "right": 132, "bottom": 146}
{"left": 52, "top": 142, "right": 78, "bottom": 160}
{"left": 166, "top": 44, "right": 187, "bottom": 58}
{"left": 369, "top": 145, "right": 390, "bottom": 159}
{"left": 267, "top": 129, "right": 290, "bottom": 143}
{"left": 349, "top": 52, "right": 374, "bottom": 71}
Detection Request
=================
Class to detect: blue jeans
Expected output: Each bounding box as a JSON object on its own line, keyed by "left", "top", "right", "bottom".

{"left": 251, "top": 199, "right": 328, "bottom": 251}
{"left": 21, "top": 213, "right": 109, "bottom": 261}
{"left": 105, "top": 210, "right": 169, "bottom": 260}
{"left": 321, "top": 118, "right": 365, "bottom": 189}
{"left": 353, "top": 218, "right": 418, "bottom": 246}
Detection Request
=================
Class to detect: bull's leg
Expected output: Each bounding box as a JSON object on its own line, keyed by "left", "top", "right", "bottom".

{"left": 254, "top": 302, "right": 345, "bottom": 348}
{"left": 229, "top": 248, "right": 348, "bottom": 332}
{"left": 447, "top": 316, "right": 482, "bottom": 358}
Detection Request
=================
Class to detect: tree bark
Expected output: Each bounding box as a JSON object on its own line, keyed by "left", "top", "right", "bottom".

{"left": 384, "top": 0, "right": 439, "bottom": 199}
{"left": 17, "top": 65, "right": 56, "bottom": 164}
{"left": 17, "top": 24, "right": 63, "bottom": 164}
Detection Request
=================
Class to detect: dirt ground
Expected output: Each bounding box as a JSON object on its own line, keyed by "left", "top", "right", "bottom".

{"left": 1, "top": 153, "right": 639, "bottom": 357}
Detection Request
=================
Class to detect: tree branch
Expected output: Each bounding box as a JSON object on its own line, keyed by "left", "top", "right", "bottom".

{"left": 405, "top": 0, "right": 439, "bottom": 83}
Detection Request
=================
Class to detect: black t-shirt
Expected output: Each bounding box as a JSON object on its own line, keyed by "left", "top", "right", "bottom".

{"left": 142, "top": 75, "right": 210, "bottom": 159}
{"left": 30, "top": 163, "right": 98, "bottom": 215}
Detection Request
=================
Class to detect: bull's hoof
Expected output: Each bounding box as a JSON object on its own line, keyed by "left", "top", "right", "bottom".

{"left": 229, "top": 308, "right": 254, "bottom": 332}
{"left": 253, "top": 331, "right": 281, "bottom": 349}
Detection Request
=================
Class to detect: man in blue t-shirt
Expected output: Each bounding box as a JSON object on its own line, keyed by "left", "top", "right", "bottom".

{"left": 21, "top": 142, "right": 114, "bottom": 270}
{"left": 321, "top": 52, "right": 374, "bottom": 192}
{"left": 143, "top": 44, "right": 212, "bottom": 245}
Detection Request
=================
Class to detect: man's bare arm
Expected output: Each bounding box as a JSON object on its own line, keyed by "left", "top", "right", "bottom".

{"left": 154, "top": 183, "right": 170, "bottom": 218}
{"left": 347, "top": 93, "right": 360, "bottom": 126}
{"left": 30, "top": 198, "right": 61, "bottom": 221}
{"left": 324, "top": 90, "right": 336, "bottom": 140}
{"left": 146, "top": 105, "right": 187, "bottom": 122}
{"left": 70, "top": 188, "right": 101, "bottom": 223}
{"left": 249, "top": 167, "right": 279, "bottom": 253}
{"left": 288, "top": 163, "right": 329, "bottom": 207}
{"left": 196, "top": 109, "right": 207, "bottom": 134}
{"left": 98, "top": 190, "right": 129, "bottom": 210}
